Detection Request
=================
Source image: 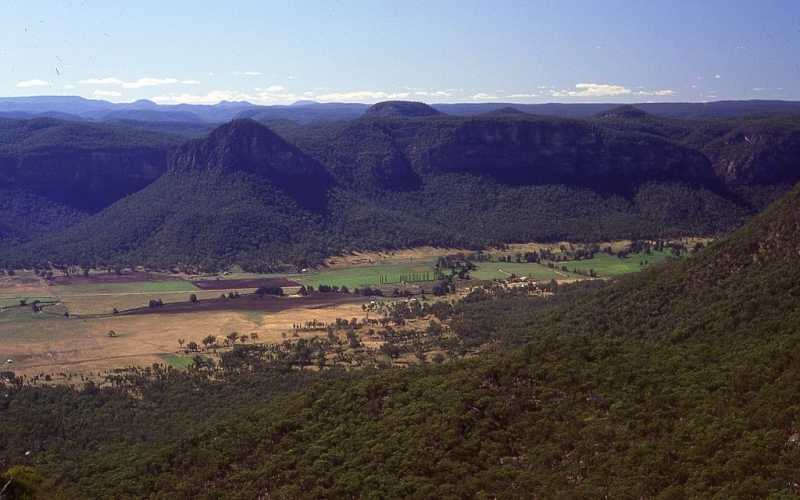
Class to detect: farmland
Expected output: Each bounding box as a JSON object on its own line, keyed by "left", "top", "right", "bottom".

{"left": 0, "top": 240, "right": 699, "bottom": 381}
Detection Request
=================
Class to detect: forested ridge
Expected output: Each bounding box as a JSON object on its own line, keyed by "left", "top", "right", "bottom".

{"left": 2, "top": 161, "right": 800, "bottom": 498}
{"left": 0, "top": 104, "right": 799, "bottom": 270}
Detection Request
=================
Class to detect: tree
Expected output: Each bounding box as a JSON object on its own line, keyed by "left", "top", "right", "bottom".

{"left": 178, "top": 339, "right": 185, "bottom": 349}
{"left": 187, "top": 341, "right": 199, "bottom": 352}
{"left": 107, "top": 330, "right": 116, "bottom": 338}
{"left": 1, "top": 465, "right": 47, "bottom": 499}
{"left": 239, "top": 334, "right": 248, "bottom": 344}
{"left": 189, "top": 293, "right": 198, "bottom": 303}
{"left": 202, "top": 335, "right": 217, "bottom": 349}
{"left": 250, "top": 332, "right": 259, "bottom": 343}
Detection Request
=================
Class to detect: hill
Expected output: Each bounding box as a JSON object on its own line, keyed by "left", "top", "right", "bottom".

{"left": 363, "top": 100, "right": 443, "bottom": 118}
{"left": 2, "top": 174, "right": 800, "bottom": 498}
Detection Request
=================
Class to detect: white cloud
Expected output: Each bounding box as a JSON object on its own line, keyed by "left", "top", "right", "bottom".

{"left": 470, "top": 93, "right": 498, "bottom": 100}
{"left": 93, "top": 89, "right": 122, "bottom": 98}
{"left": 152, "top": 90, "right": 255, "bottom": 104}
{"left": 79, "top": 77, "right": 124, "bottom": 85}
{"left": 753, "top": 87, "right": 765, "bottom": 92}
{"left": 508, "top": 93, "right": 539, "bottom": 99}
{"left": 123, "top": 77, "right": 179, "bottom": 88}
{"left": 17, "top": 79, "right": 50, "bottom": 87}
{"left": 63, "top": 84, "right": 75, "bottom": 89}
{"left": 256, "top": 85, "right": 285, "bottom": 92}
{"left": 414, "top": 90, "right": 452, "bottom": 97}
{"left": 638, "top": 89, "right": 675, "bottom": 96}
{"left": 550, "top": 83, "right": 673, "bottom": 98}
{"left": 234, "top": 70, "right": 261, "bottom": 76}
{"left": 314, "top": 91, "right": 410, "bottom": 102}
{"left": 181, "top": 79, "right": 201, "bottom": 85}
{"left": 550, "top": 83, "right": 632, "bottom": 98}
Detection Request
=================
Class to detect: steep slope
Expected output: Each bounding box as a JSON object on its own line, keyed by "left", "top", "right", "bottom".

{"left": 0, "top": 189, "right": 88, "bottom": 246}
{"left": 3, "top": 182, "right": 799, "bottom": 499}
{"left": 11, "top": 120, "right": 331, "bottom": 271}
{"left": 143, "top": 182, "right": 800, "bottom": 498}
{"left": 0, "top": 117, "right": 185, "bottom": 213}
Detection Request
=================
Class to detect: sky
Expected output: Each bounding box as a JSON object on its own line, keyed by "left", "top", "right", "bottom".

{"left": 2, "top": 1, "right": 799, "bottom": 105}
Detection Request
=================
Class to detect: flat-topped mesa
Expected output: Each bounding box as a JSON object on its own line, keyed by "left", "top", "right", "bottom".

{"left": 363, "top": 101, "right": 443, "bottom": 118}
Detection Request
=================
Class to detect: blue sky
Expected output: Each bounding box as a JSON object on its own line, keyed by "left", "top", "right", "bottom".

{"left": 3, "top": 1, "right": 798, "bottom": 105}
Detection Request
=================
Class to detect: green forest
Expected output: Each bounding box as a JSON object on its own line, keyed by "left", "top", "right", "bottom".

{"left": 2, "top": 172, "right": 800, "bottom": 498}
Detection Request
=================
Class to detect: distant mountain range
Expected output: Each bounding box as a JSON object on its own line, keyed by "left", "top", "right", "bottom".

{"left": 3, "top": 95, "right": 800, "bottom": 124}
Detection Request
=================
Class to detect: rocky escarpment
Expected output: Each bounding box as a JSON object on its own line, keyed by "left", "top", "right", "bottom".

{"left": 709, "top": 127, "right": 800, "bottom": 186}
{"left": 404, "top": 117, "right": 716, "bottom": 187}
{"left": 0, "top": 146, "right": 170, "bottom": 213}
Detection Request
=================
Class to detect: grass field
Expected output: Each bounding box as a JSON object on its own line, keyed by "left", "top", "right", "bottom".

{"left": 161, "top": 353, "right": 207, "bottom": 369}
{"left": 469, "top": 261, "right": 577, "bottom": 282}
{"left": 562, "top": 250, "right": 679, "bottom": 277}
{"left": 295, "top": 260, "right": 438, "bottom": 289}
{"left": 51, "top": 280, "right": 200, "bottom": 295}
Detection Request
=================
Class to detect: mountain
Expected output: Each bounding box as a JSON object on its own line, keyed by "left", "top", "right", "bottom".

{"left": 0, "top": 117, "right": 186, "bottom": 214}
{"left": 9, "top": 108, "right": 800, "bottom": 269}
{"left": 3, "top": 178, "right": 800, "bottom": 498}
{"left": 9, "top": 119, "right": 331, "bottom": 271}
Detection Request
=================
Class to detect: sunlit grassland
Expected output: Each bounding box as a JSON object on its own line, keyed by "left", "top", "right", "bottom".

{"left": 161, "top": 353, "right": 208, "bottom": 369}
{"left": 51, "top": 280, "right": 200, "bottom": 295}
{"left": 296, "top": 260, "right": 438, "bottom": 289}
{"left": 563, "top": 249, "right": 680, "bottom": 277}
{"left": 469, "top": 261, "right": 578, "bottom": 281}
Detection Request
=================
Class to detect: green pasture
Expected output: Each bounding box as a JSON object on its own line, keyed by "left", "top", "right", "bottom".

{"left": 54, "top": 280, "right": 200, "bottom": 295}
{"left": 565, "top": 250, "right": 679, "bottom": 277}
{"left": 469, "top": 261, "right": 576, "bottom": 282}
{"left": 161, "top": 353, "right": 207, "bottom": 369}
{"left": 296, "top": 260, "right": 438, "bottom": 289}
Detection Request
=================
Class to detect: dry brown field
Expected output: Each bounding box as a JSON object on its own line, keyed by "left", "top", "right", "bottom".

{"left": 0, "top": 270, "right": 372, "bottom": 380}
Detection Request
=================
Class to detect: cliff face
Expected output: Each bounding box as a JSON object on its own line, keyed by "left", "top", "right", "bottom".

{"left": 0, "top": 147, "right": 168, "bottom": 213}
{"left": 404, "top": 118, "right": 716, "bottom": 186}
{"left": 712, "top": 130, "right": 800, "bottom": 186}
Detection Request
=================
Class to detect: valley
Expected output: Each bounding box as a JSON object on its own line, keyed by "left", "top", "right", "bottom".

{"left": 0, "top": 239, "right": 691, "bottom": 381}
{"left": 0, "top": 99, "right": 799, "bottom": 499}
